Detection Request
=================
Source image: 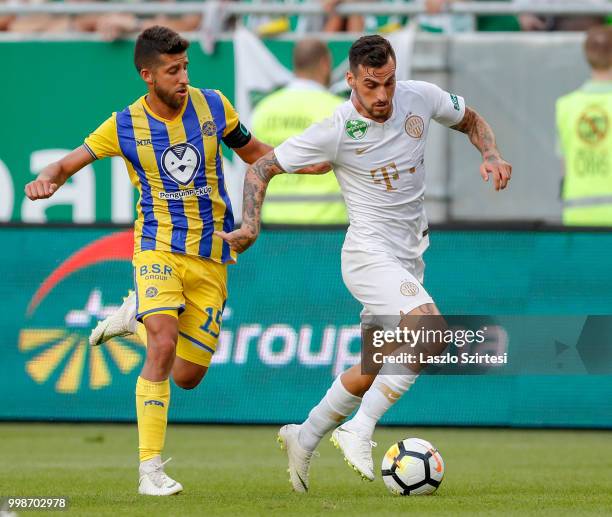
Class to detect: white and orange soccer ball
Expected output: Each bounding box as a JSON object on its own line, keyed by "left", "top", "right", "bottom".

{"left": 381, "top": 438, "right": 445, "bottom": 496}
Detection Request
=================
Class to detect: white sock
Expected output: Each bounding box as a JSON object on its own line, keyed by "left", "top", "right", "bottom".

{"left": 126, "top": 295, "right": 137, "bottom": 333}
{"left": 298, "top": 375, "right": 362, "bottom": 451}
{"left": 343, "top": 368, "right": 418, "bottom": 440}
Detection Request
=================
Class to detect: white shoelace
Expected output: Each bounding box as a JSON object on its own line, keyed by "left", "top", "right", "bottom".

{"left": 296, "top": 449, "right": 318, "bottom": 479}
{"left": 146, "top": 457, "right": 174, "bottom": 487}
{"left": 359, "top": 439, "right": 377, "bottom": 459}
{"left": 304, "top": 450, "right": 320, "bottom": 460}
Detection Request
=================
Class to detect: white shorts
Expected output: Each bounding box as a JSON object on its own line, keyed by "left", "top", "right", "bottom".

{"left": 341, "top": 248, "right": 434, "bottom": 330}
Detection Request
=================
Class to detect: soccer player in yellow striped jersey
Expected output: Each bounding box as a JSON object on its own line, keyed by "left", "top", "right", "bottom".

{"left": 25, "top": 26, "right": 272, "bottom": 496}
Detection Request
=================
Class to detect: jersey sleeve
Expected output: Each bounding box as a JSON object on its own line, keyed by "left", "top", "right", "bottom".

{"left": 83, "top": 114, "right": 121, "bottom": 160}
{"left": 274, "top": 117, "right": 338, "bottom": 173}
{"left": 416, "top": 81, "right": 466, "bottom": 127}
{"left": 218, "top": 90, "right": 240, "bottom": 136}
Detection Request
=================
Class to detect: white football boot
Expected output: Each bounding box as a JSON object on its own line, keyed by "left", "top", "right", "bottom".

{"left": 277, "top": 424, "right": 317, "bottom": 493}
{"left": 138, "top": 456, "right": 183, "bottom": 496}
{"left": 330, "top": 426, "right": 377, "bottom": 481}
{"left": 89, "top": 291, "right": 137, "bottom": 346}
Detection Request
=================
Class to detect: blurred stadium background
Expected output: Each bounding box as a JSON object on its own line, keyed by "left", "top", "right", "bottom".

{"left": 1, "top": 1, "right": 611, "bottom": 514}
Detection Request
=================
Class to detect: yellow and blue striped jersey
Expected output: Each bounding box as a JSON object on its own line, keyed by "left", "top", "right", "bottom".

{"left": 84, "top": 86, "right": 239, "bottom": 263}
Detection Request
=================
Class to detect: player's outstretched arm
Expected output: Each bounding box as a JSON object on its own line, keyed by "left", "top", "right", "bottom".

{"left": 232, "top": 136, "right": 273, "bottom": 165}
{"left": 215, "top": 150, "right": 286, "bottom": 254}
{"left": 24, "top": 146, "right": 95, "bottom": 200}
{"left": 451, "top": 107, "right": 512, "bottom": 191}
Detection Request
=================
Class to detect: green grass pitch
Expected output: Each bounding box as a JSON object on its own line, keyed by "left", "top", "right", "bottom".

{"left": 1, "top": 424, "right": 611, "bottom": 516}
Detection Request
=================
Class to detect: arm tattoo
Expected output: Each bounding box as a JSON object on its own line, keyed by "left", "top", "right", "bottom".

{"left": 242, "top": 150, "right": 285, "bottom": 235}
{"left": 451, "top": 107, "right": 499, "bottom": 161}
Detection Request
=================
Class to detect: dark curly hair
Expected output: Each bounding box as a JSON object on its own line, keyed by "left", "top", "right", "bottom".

{"left": 134, "top": 25, "right": 190, "bottom": 72}
{"left": 349, "top": 35, "right": 396, "bottom": 74}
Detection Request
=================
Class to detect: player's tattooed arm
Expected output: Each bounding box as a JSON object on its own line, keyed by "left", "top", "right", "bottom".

{"left": 243, "top": 150, "right": 285, "bottom": 236}
{"left": 215, "top": 150, "right": 286, "bottom": 254}
{"left": 451, "top": 107, "right": 512, "bottom": 191}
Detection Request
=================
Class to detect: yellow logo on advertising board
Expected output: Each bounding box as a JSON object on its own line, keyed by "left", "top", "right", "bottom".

{"left": 18, "top": 326, "right": 144, "bottom": 394}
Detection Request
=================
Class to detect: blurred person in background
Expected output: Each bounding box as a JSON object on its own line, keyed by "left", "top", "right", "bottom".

{"left": 322, "top": 0, "right": 413, "bottom": 34}
{"left": 557, "top": 25, "right": 612, "bottom": 226}
{"left": 0, "top": 0, "right": 15, "bottom": 31}
{"left": 516, "top": 0, "right": 608, "bottom": 32}
{"left": 418, "top": 0, "right": 474, "bottom": 33}
{"left": 323, "top": 0, "right": 367, "bottom": 32}
{"left": 77, "top": 0, "right": 201, "bottom": 41}
{"left": 5, "top": 0, "right": 72, "bottom": 33}
{"left": 1, "top": 0, "right": 201, "bottom": 37}
{"left": 244, "top": 0, "right": 294, "bottom": 37}
{"left": 252, "top": 38, "right": 348, "bottom": 224}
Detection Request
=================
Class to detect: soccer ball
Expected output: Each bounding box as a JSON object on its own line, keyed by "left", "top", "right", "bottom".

{"left": 381, "top": 437, "right": 445, "bottom": 496}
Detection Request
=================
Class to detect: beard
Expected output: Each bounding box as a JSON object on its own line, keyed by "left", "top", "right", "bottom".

{"left": 154, "top": 82, "right": 183, "bottom": 110}
{"left": 354, "top": 90, "right": 391, "bottom": 122}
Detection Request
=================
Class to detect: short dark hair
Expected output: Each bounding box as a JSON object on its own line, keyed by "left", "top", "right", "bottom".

{"left": 349, "top": 35, "right": 396, "bottom": 74}
{"left": 585, "top": 25, "right": 612, "bottom": 71}
{"left": 134, "top": 25, "right": 190, "bottom": 72}
{"left": 293, "top": 38, "right": 330, "bottom": 72}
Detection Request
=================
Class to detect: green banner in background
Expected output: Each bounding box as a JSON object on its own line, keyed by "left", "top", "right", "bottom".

{"left": 0, "top": 40, "right": 351, "bottom": 224}
{"left": 1, "top": 227, "right": 611, "bottom": 427}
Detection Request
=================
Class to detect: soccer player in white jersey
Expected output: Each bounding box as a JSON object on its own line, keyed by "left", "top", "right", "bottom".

{"left": 217, "top": 35, "right": 512, "bottom": 493}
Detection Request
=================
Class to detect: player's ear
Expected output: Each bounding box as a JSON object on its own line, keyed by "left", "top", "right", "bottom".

{"left": 140, "top": 67, "right": 154, "bottom": 86}
{"left": 346, "top": 70, "right": 355, "bottom": 89}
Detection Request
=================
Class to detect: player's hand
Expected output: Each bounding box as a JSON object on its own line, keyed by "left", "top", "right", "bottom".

{"left": 24, "top": 179, "right": 58, "bottom": 200}
{"left": 480, "top": 155, "right": 512, "bottom": 191}
{"left": 215, "top": 227, "right": 258, "bottom": 254}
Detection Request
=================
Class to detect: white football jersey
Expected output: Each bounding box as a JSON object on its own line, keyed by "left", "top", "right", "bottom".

{"left": 275, "top": 80, "right": 465, "bottom": 259}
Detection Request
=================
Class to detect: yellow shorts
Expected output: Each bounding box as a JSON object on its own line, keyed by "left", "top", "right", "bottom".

{"left": 133, "top": 250, "right": 227, "bottom": 367}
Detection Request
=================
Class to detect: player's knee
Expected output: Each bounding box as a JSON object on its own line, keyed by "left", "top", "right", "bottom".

{"left": 173, "top": 374, "right": 203, "bottom": 390}
{"left": 145, "top": 320, "right": 178, "bottom": 355}
{"left": 399, "top": 303, "right": 448, "bottom": 356}
{"left": 172, "top": 361, "right": 207, "bottom": 390}
{"left": 147, "top": 333, "right": 178, "bottom": 365}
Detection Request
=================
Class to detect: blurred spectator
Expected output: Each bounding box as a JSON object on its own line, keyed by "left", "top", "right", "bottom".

{"left": 556, "top": 26, "right": 612, "bottom": 226}
{"left": 242, "top": 0, "right": 292, "bottom": 37}
{"left": 3, "top": 0, "right": 200, "bottom": 38}
{"left": 0, "top": 0, "right": 15, "bottom": 32}
{"left": 251, "top": 38, "right": 348, "bottom": 224}
{"left": 85, "top": 0, "right": 201, "bottom": 42}
{"left": 323, "top": 0, "right": 416, "bottom": 34}
{"left": 516, "top": 0, "right": 608, "bottom": 32}
{"left": 323, "top": 0, "right": 367, "bottom": 32}
{"left": 6, "top": 0, "right": 72, "bottom": 33}
{"left": 0, "top": 0, "right": 15, "bottom": 31}
{"left": 418, "top": 0, "right": 474, "bottom": 33}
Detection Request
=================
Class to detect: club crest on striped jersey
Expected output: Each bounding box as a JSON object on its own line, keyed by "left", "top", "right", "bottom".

{"left": 201, "top": 120, "right": 217, "bottom": 137}
{"left": 161, "top": 143, "right": 201, "bottom": 186}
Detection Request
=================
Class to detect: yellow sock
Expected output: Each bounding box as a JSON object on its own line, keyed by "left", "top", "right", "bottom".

{"left": 135, "top": 376, "right": 170, "bottom": 462}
